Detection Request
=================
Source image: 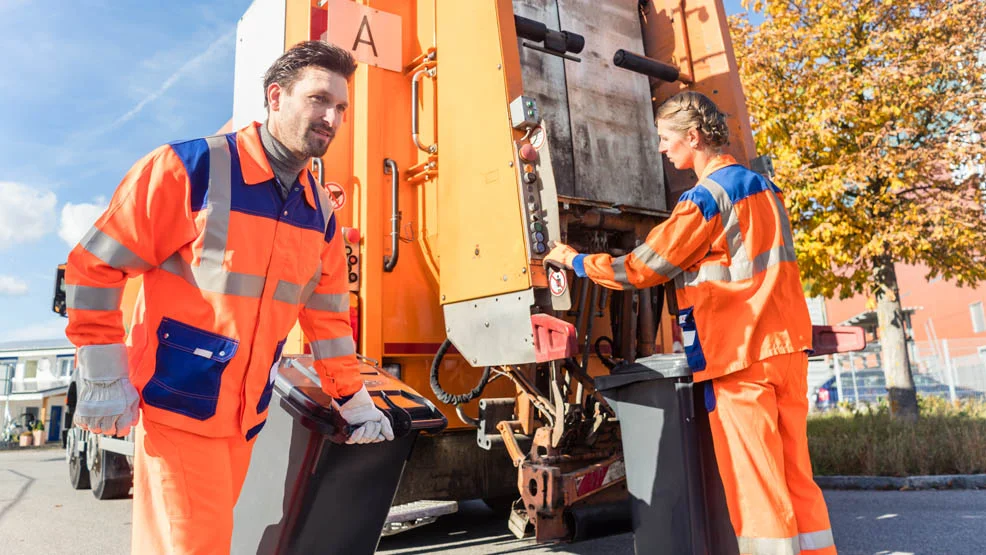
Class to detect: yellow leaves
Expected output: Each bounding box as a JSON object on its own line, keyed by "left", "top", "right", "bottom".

{"left": 732, "top": 0, "right": 986, "bottom": 299}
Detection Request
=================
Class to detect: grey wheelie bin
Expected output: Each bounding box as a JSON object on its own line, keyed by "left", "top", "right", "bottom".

{"left": 231, "top": 355, "right": 447, "bottom": 555}
{"left": 595, "top": 353, "right": 737, "bottom": 555}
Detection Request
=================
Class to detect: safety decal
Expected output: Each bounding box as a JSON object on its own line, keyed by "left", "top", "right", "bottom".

{"left": 530, "top": 125, "right": 546, "bottom": 150}
{"left": 326, "top": 182, "right": 347, "bottom": 210}
{"left": 548, "top": 268, "right": 567, "bottom": 297}
{"left": 575, "top": 460, "right": 626, "bottom": 497}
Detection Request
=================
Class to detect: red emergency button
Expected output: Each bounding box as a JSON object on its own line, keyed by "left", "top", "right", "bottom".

{"left": 345, "top": 227, "right": 360, "bottom": 244}
{"left": 519, "top": 143, "right": 539, "bottom": 163}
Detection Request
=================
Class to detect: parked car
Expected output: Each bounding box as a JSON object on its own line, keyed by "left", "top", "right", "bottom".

{"left": 812, "top": 369, "right": 985, "bottom": 411}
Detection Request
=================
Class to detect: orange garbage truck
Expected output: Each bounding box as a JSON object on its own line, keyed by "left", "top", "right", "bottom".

{"left": 54, "top": 0, "right": 865, "bottom": 545}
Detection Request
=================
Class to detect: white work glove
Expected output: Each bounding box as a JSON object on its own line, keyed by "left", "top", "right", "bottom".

{"left": 74, "top": 344, "right": 140, "bottom": 437}
{"left": 338, "top": 385, "right": 394, "bottom": 444}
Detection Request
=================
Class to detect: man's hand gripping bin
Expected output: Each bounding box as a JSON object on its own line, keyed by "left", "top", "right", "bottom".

{"left": 231, "top": 356, "right": 447, "bottom": 555}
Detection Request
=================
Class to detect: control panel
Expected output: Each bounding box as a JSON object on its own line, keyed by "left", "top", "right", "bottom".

{"left": 509, "top": 95, "right": 540, "bottom": 130}
{"left": 516, "top": 138, "right": 549, "bottom": 258}
{"left": 342, "top": 226, "right": 360, "bottom": 293}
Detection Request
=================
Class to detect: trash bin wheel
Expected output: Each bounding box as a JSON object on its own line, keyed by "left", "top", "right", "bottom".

{"left": 91, "top": 449, "right": 132, "bottom": 500}
{"left": 66, "top": 428, "right": 90, "bottom": 490}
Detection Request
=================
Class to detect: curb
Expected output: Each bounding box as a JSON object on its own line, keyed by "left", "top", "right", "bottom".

{"left": 816, "top": 474, "right": 986, "bottom": 490}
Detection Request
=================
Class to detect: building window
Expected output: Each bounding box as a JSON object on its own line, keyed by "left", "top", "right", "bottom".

{"left": 57, "top": 358, "right": 73, "bottom": 378}
{"left": 22, "top": 360, "right": 38, "bottom": 379}
{"left": 972, "top": 302, "right": 986, "bottom": 334}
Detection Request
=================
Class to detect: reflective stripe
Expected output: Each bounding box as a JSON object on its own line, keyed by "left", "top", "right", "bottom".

{"left": 311, "top": 174, "right": 332, "bottom": 230}
{"left": 737, "top": 535, "right": 800, "bottom": 555}
{"left": 631, "top": 242, "right": 682, "bottom": 280}
{"left": 65, "top": 284, "right": 124, "bottom": 311}
{"left": 160, "top": 253, "right": 266, "bottom": 297}
{"left": 200, "top": 135, "right": 233, "bottom": 268}
{"left": 681, "top": 176, "right": 797, "bottom": 287}
{"left": 272, "top": 280, "right": 304, "bottom": 305}
{"left": 76, "top": 343, "right": 129, "bottom": 381}
{"left": 299, "top": 264, "right": 322, "bottom": 307}
{"left": 609, "top": 256, "right": 636, "bottom": 290}
{"left": 704, "top": 176, "right": 751, "bottom": 267}
{"left": 799, "top": 529, "right": 834, "bottom": 550}
{"left": 751, "top": 244, "right": 797, "bottom": 276}
{"left": 310, "top": 336, "right": 356, "bottom": 361}
{"left": 157, "top": 136, "right": 268, "bottom": 298}
{"left": 305, "top": 292, "right": 349, "bottom": 312}
{"left": 79, "top": 227, "right": 153, "bottom": 274}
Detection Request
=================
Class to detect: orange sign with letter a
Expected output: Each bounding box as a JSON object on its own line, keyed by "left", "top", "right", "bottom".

{"left": 320, "top": 0, "right": 403, "bottom": 73}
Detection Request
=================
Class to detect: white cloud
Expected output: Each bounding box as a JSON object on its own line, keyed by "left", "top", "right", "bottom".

{"left": 59, "top": 200, "right": 108, "bottom": 247}
{"left": 0, "top": 181, "right": 56, "bottom": 248}
{"left": 0, "top": 275, "right": 28, "bottom": 296}
{"left": 6, "top": 318, "right": 68, "bottom": 342}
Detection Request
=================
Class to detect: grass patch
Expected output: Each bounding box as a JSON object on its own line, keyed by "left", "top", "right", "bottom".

{"left": 808, "top": 395, "right": 986, "bottom": 476}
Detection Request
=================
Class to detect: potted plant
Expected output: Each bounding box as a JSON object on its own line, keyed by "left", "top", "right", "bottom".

{"left": 18, "top": 431, "right": 33, "bottom": 447}
{"left": 31, "top": 421, "right": 45, "bottom": 446}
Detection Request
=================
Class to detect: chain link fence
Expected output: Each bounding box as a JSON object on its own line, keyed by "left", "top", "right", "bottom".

{"left": 809, "top": 338, "right": 986, "bottom": 410}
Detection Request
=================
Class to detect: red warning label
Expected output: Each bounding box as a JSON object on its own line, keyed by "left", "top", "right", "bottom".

{"left": 326, "top": 182, "right": 347, "bottom": 210}
{"left": 548, "top": 269, "right": 567, "bottom": 297}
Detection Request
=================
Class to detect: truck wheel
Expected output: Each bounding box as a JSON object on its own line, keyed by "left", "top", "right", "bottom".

{"left": 90, "top": 449, "right": 133, "bottom": 500}
{"left": 66, "top": 429, "right": 90, "bottom": 490}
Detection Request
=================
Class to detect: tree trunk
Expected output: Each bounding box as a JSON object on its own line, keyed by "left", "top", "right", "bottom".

{"left": 873, "top": 256, "right": 918, "bottom": 421}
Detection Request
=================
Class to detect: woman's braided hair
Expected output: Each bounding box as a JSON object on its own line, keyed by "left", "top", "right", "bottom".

{"left": 654, "top": 91, "right": 729, "bottom": 148}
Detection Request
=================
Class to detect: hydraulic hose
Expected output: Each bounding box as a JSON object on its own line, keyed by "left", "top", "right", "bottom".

{"left": 430, "top": 338, "right": 492, "bottom": 406}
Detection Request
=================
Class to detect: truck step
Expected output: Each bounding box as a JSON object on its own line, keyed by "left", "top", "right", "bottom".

{"left": 382, "top": 500, "right": 458, "bottom": 536}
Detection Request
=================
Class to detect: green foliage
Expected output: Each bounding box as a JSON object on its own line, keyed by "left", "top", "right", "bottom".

{"left": 808, "top": 396, "right": 986, "bottom": 475}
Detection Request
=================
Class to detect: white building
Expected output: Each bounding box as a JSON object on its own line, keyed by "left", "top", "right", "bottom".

{"left": 0, "top": 338, "right": 74, "bottom": 444}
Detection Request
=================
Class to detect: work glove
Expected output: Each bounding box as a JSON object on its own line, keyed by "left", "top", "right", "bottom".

{"left": 74, "top": 344, "right": 140, "bottom": 437}
{"left": 544, "top": 241, "right": 580, "bottom": 270}
{"left": 338, "top": 385, "right": 395, "bottom": 444}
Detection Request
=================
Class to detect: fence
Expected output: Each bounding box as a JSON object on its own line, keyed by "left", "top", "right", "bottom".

{"left": 819, "top": 338, "right": 986, "bottom": 406}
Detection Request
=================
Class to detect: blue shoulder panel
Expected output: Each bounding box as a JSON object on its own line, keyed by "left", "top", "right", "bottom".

{"left": 168, "top": 138, "right": 210, "bottom": 212}
{"left": 325, "top": 212, "right": 337, "bottom": 244}
{"left": 709, "top": 165, "right": 775, "bottom": 204}
{"left": 678, "top": 185, "right": 720, "bottom": 221}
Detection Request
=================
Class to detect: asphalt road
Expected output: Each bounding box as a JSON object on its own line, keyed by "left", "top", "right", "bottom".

{"left": 3, "top": 447, "right": 986, "bottom": 554}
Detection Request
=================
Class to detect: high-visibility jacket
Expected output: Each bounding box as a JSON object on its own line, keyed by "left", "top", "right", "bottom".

{"left": 573, "top": 155, "right": 812, "bottom": 381}
{"left": 65, "top": 122, "right": 361, "bottom": 439}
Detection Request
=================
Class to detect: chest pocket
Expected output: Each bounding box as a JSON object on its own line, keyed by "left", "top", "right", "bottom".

{"left": 143, "top": 318, "right": 238, "bottom": 421}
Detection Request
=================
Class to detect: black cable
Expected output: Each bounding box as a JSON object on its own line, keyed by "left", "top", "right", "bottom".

{"left": 594, "top": 336, "right": 618, "bottom": 370}
{"left": 430, "top": 338, "right": 492, "bottom": 405}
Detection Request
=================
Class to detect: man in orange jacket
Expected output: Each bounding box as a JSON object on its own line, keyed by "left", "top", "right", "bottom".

{"left": 65, "top": 41, "right": 392, "bottom": 554}
{"left": 547, "top": 91, "right": 835, "bottom": 555}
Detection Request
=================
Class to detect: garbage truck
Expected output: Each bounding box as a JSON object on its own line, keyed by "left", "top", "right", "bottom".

{"left": 54, "top": 0, "right": 867, "bottom": 546}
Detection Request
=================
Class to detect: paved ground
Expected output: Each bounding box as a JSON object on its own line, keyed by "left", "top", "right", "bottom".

{"left": 3, "top": 447, "right": 986, "bottom": 554}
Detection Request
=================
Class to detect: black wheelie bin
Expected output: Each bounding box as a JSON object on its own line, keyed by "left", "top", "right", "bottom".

{"left": 594, "top": 353, "right": 737, "bottom": 555}
{"left": 231, "top": 355, "right": 447, "bottom": 555}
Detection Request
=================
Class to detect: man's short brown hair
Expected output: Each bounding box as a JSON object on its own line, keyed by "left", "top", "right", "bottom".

{"left": 263, "top": 41, "right": 357, "bottom": 108}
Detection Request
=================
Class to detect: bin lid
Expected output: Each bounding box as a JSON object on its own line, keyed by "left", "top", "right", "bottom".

{"left": 274, "top": 356, "right": 447, "bottom": 443}
{"left": 594, "top": 354, "right": 692, "bottom": 392}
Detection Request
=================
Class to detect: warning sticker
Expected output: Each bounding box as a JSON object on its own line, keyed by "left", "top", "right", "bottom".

{"left": 548, "top": 269, "right": 567, "bottom": 297}
{"left": 530, "top": 126, "right": 546, "bottom": 150}
{"left": 326, "top": 182, "right": 347, "bottom": 210}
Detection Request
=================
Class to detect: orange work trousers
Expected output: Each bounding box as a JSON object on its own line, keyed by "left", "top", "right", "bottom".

{"left": 132, "top": 418, "right": 255, "bottom": 554}
{"left": 705, "top": 352, "right": 836, "bottom": 555}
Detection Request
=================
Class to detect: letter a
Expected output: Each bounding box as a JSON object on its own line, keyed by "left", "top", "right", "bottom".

{"left": 353, "top": 15, "right": 378, "bottom": 57}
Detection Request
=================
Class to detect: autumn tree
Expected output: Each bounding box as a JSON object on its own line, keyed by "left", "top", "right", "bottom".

{"left": 731, "top": 0, "right": 986, "bottom": 420}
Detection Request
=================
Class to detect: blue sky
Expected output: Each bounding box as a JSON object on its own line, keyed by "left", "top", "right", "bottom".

{"left": 0, "top": 0, "right": 751, "bottom": 343}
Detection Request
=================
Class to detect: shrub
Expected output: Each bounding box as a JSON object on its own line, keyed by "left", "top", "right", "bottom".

{"left": 808, "top": 396, "right": 986, "bottom": 476}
